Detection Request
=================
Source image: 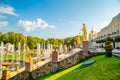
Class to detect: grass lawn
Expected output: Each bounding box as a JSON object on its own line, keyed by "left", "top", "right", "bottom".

{"left": 3, "top": 54, "right": 25, "bottom": 60}
{"left": 35, "top": 55, "right": 120, "bottom": 80}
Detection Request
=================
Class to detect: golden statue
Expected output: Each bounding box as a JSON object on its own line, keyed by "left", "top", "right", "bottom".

{"left": 25, "top": 47, "right": 33, "bottom": 72}
{"left": 89, "top": 27, "right": 96, "bottom": 37}
{"left": 26, "top": 47, "right": 32, "bottom": 63}
{"left": 81, "top": 23, "right": 87, "bottom": 41}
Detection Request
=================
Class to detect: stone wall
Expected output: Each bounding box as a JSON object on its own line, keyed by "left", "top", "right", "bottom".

{"left": 9, "top": 51, "right": 104, "bottom": 80}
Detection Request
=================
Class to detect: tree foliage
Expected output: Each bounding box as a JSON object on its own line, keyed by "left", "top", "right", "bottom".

{"left": 114, "top": 36, "right": 120, "bottom": 42}
{"left": 0, "top": 32, "right": 83, "bottom": 49}
{"left": 0, "top": 32, "right": 27, "bottom": 49}
{"left": 96, "top": 39, "right": 106, "bottom": 43}
{"left": 27, "top": 36, "right": 43, "bottom": 49}
{"left": 104, "top": 37, "right": 113, "bottom": 52}
{"left": 64, "top": 35, "right": 82, "bottom": 46}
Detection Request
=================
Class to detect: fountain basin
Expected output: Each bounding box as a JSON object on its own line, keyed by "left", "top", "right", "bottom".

{"left": 81, "top": 60, "right": 95, "bottom": 67}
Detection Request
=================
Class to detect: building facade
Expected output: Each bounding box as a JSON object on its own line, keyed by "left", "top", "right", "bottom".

{"left": 96, "top": 13, "right": 120, "bottom": 48}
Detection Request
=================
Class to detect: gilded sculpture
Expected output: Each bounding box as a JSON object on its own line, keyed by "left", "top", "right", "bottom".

{"left": 81, "top": 23, "right": 87, "bottom": 41}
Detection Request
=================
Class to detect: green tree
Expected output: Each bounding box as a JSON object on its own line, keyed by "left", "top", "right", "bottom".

{"left": 15, "top": 33, "right": 27, "bottom": 49}
{"left": 0, "top": 34, "right": 9, "bottom": 43}
{"left": 0, "top": 32, "right": 2, "bottom": 35}
{"left": 27, "top": 36, "right": 40, "bottom": 49}
{"left": 7, "top": 32, "right": 15, "bottom": 44}
{"left": 0, "top": 32, "right": 3, "bottom": 42}
{"left": 115, "top": 36, "right": 120, "bottom": 42}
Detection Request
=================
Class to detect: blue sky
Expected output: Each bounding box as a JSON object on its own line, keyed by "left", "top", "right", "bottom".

{"left": 0, "top": 0, "right": 120, "bottom": 39}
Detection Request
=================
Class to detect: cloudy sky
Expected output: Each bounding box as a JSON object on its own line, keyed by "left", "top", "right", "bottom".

{"left": 0, "top": 0, "right": 120, "bottom": 39}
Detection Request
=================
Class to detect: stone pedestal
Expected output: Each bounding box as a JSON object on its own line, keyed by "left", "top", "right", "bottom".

{"left": 25, "top": 47, "right": 33, "bottom": 72}
{"left": 25, "top": 62, "right": 33, "bottom": 72}
{"left": 82, "top": 41, "right": 89, "bottom": 51}
{"left": 2, "top": 63, "right": 11, "bottom": 80}
{"left": 2, "top": 70, "right": 10, "bottom": 80}
{"left": 16, "top": 64, "right": 19, "bottom": 71}
{"left": 25, "top": 55, "right": 33, "bottom": 72}
{"left": 52, "top": 50, "right": 58, "bottom": 62}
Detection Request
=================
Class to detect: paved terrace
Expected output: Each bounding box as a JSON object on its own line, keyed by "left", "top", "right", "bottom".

{"left": 0, "top": 48, "right": 81, "bottom": 79}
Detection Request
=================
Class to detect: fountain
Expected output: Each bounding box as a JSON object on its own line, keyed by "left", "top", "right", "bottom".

{"left": 18, "top": 42, "right": 21, "bottom": 57}
{"left": 50, "top": 44, "right": 53, "bottom": 51}
{"left": 46, "top": 44, "right": 50, "bottom": 59}
{"left": 44, "top": 43, "right": 45, "bottom": 50}
{"left": 41, "top": 43, "right": 43, "bottom": 49}
{"left": 47, "top": 44, "right": 50, "bottom": 54}
{"left": 17, "top": 42, "right": 21, "bottom": 68}
{"left": 43, "top": 43, "right": 46, "bottom": 59}
{"left": 63, "top": 45, "right": 67, "bottom": 54}
{"left": 59, "top": 44, "right": 63, "bottom": 54}
{"left": 11, "top": 44, "right": 15, "bottom": 70}
{"left": 23, "top": 43, "right": 26, "bottom": 67}
{"left": 37, "top": 43, "right": 41, "bottom": 61}
{"left": 37, "top": 44, "right": 40, "bottom": 54}
{"left": 0, "top": 42, "right": 4, "bottom": 76}
{"left": 44, "top": 49, "right": 47, "bottom": 59}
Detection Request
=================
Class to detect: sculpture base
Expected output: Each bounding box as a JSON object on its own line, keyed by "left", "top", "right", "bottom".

{"left": 82, "top": 41, "right": 89, "bottom": 51}
{"left": 25, "top": 62, "right": 33, "bottom": 72}
{"left": 2, "top": 70, "right": 10, "bottom": 80}
{"left": 52, "top": 50, "right": 58, "bottom": 62}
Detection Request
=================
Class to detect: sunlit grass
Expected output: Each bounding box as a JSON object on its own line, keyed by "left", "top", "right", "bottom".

{"left": 45, "top": 63, "right": 82, "bottom": 80}
{"left": 36, "top": 55, "right": 120, "bottom": 80}
{"left": 3, "top": 54, "right": 25, "bottom": 60}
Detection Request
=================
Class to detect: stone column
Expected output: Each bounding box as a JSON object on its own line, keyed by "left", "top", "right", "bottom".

{"left": 52, "top": 49, "right": 58, "bottom": 62}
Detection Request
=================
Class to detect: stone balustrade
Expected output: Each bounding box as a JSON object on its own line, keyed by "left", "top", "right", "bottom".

{"left": 3, "top": 49, "right": 104, "bottom": 80}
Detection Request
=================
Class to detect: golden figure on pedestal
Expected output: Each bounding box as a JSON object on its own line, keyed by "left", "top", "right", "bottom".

{"left": 81, "top": 23, "right": 87, "bottom": 41}
{"left": 26, "top": 47, "right": 32, "bottom": 63}
{"left": 88, "top": 27, "right": 97, "bottom": 41}
{"left": 89, "top": 27, "right": 96, "bottom": 37}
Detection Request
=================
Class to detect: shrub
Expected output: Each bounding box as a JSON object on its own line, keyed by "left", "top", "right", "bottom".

{"left": 96, "top": 39, "right": 106, "bottom": 43}
{"left": 104, "top": 37, "right": 113, "bottom": 57}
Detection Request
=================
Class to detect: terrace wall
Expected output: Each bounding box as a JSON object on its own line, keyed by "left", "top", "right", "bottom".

{"left": 9, "top": 51, "right": 104, "bottom": 80}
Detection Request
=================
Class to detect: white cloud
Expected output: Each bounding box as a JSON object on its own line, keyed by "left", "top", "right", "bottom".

{"left": 49, "top": 25, "right": 56, "bottom": 28}
{"left": 0, "top": 3, "right": 18, "bottom": 20}
{"left": 0, "top": 4, "right": 18, "bottom": 16}
{"left": 0, "top": 21, "right": 8, "bottom": 27}
{"left": 37, "top": 18, "right": 48, "bottom": 29}
{"left": 0, "top": 14, "right": 6, "bottom": 19}
{"left": 18, "top": 18, "right": 56, "bottom": 32}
